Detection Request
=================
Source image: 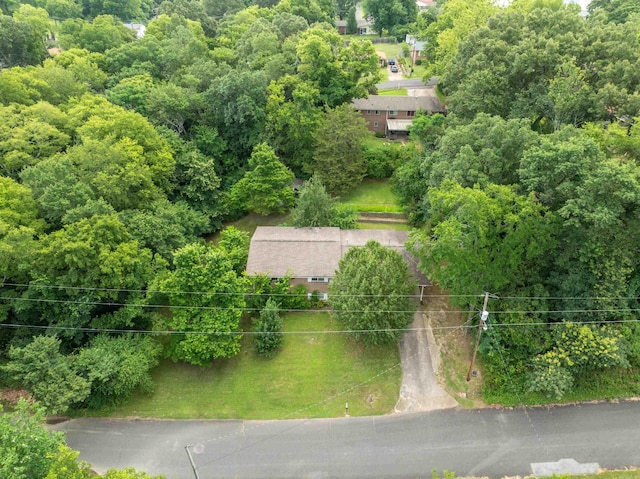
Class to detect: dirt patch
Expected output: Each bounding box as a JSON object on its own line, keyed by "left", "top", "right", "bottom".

{"left": 0, "top": 387, "right": 33, "bottom": 408}
{"left": 421, "top": 285, "right": 487, "bottom": 408}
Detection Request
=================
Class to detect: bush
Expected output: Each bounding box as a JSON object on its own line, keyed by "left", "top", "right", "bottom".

{"left": 415, "top": 59, "right": 423, "bottom": 66}
{"left": 330, "top": 204, "right": 358, "bottom": 229}
{"left": 254, "top": 299, "right": 283, "bottom": 357}
{"left": 246, "top": 275, "right": 310, "bottom": 312}
{"left": 374, "top": 131, "right": 386, "bottom": 138}
{"left": 363, "top": 141, "right": 415, "bottom": 179}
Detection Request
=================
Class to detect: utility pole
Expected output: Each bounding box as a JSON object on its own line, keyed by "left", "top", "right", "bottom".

{"left": 185, "top": 445, "right": 201, "bottom": 479}
{"left": 467, "top": 292, "right": 490, "bottom": 382}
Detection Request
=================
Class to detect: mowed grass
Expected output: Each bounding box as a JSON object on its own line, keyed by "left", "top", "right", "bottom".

{"left": 377, "top": 88, "right": 407, "bottom": 96}
{"left": 109, "top": 313, "right": 402, "bottom": 419}
{"left": 357, "top": 222, "right": 411, "bottom": 231}
{"left": 339, "top": 179, "right": 403, "bottom": 213}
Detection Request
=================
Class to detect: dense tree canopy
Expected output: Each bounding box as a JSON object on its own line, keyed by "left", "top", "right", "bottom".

{"left": 329, "top": 240, "right": 416, "bottom": 345}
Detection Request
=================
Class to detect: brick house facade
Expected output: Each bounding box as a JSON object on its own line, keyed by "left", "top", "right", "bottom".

{"left": 351, "top": 95, "right": 445, "bottom": 138}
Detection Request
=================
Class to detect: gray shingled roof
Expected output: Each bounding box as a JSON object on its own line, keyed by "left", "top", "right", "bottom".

{"left": 351, "top": 95, "right": 444, "bottom": 113}
{"left": 246, "top": 227, "right": 429, "bottom": 285}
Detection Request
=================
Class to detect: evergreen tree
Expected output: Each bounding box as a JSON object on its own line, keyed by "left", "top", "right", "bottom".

{"left": 254, "top": 298, "right": 284, "bottom": 357}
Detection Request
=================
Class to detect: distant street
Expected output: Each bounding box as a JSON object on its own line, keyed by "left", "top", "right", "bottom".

{"left": 377, "top": 79, "right": 426, "bottom": 90}
{"left": 53, "top": 401, "right": 640, "bottom": 478}
{"left": 376, "top": 77, "right": 438, "bottom": 90}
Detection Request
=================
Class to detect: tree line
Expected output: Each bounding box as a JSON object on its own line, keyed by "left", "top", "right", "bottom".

{"left": 396, "top": 0, "right": 640, "bottom": 400}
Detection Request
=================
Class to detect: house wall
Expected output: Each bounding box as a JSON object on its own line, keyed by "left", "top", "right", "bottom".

{"left": 289, "top": 277, "right": 331, "bottom": 295}
{"left": 357, "top": 109, "right": 417, "bottom": 134}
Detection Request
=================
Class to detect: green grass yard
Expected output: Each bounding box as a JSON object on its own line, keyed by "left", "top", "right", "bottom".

{"left": 377, "top": 88, "right": 407, "bottom": 96}
{"left": 108, "top": 313, "right": 402, "bottom": 419}
{"left": 339, "top": 179, "right": 403, "bottom": 213}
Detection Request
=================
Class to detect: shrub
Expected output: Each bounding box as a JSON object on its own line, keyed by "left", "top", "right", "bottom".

{"left": 363, "top": 141, "right": 416, "bottom": 179}
{"left": 415, "top": 59, "right": 423, "bottom": 66}
{"left": 254, "top": 299, "right": 283, "bottom": 357}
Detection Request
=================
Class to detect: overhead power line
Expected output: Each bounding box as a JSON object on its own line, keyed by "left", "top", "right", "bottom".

{"left": 1, "top": 282, "right": 478, "bottom": 299}
{"left": 3, "top": 282, "right": 639, "bottom": 302}
{"left": 0, "top": 318, "right": 638, "bottom": 336}
{"left": 2, "top": 294, "right": 640, "bottom": 315}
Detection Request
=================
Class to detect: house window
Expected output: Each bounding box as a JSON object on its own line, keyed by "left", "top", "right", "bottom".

{"left": 389, "top": 110, "right": 398, "bottom": 115}
{"left": 374, "top": 110, "right": 380, "bottom": 115}
{"left": 366, "top": 110, "right": 371, "bottom": 115}
{"left": 407, "top": 111, "right": 415, "bottom": 117}
{"left": 373, "top": 121, "right": 379, "bottom": 127}
{"left": 308, "top": 292, "right": 329, "bottom": 301}
{"left": 308, "top": 277, "right": 329, "bottom": 283}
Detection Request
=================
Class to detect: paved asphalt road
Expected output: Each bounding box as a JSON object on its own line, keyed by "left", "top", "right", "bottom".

{"left": 376, "top": 77, "right": 438, "bottom": 90}
{"left": 53, "top": 401, "right": 640, "bottom": 479}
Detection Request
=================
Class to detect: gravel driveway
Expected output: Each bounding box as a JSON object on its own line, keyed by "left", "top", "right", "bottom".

{"left": 394, "top": 310, "right": 458, "bottom": 413}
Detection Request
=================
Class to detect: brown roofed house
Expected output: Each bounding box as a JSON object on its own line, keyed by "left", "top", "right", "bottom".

{"left": 245, "top": 227, "right": 430, "bottom": 299}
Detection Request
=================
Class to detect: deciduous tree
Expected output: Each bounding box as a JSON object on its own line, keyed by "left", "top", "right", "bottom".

{"left": 329, "top": 240, "right": 416, "bottom": 345}
{"left": 231, "top": 142, "right": 295, "bottom": 215}
{"left": 157, "top": 242, "right": 245, "bottom": 366}
{"left": 312, "top": 105, "right": 370, "bottom": 196}
{"left": 0, "top": 400, "right": 65, "bottom": 479}
{"left": 3, "top": 336, "right": 91, "bottom": 415}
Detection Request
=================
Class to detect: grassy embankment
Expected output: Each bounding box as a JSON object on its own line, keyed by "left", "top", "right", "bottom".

{"left": 340, "top": 179, "right": 410, "bottom": 230}
{"left": 108, "top": 313, "right": 401, "bottom": 419}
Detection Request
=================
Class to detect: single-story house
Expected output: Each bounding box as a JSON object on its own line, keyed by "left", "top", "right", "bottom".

{"left": 245, "top": 227, "right": 430, "bottom": 300}
{"left": 351, "top": 95, "right": 445, "bottom": 138}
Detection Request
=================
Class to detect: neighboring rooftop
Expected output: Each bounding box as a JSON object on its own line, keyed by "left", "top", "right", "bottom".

{"left": 352, "top": 95, "right": 445, "bottom": 113}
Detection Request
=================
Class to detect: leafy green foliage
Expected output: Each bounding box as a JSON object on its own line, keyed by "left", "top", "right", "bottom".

{"left": 217, "top": 226, "right": 250, "bottom": 273}
{"left": 329, "top": 240, "right": 416, "bottom": 345}
{"left": 102, "top": 468, "right": 165, "bottom": 478}
{"left": 74, "top": 334, "right": 162, "bottom": 408}
{"left": 253, "top": 298, "right": 283, "bottom": 356}
{"left": 289, "top": 175, "right": 356, "bottom": 228}
{"left": 296, "top": 27, "right": 379, "bottom": 108}
{"left": 3, "top": 336, "right": 91, "bottom": 415}
{"left": 528, "top": 324, "right": 629, "bottom": 399}
{"left": 441, "top": 5, "right": 640, "bottom": 124}
{"left": 59, "top": 15, "right": 136, "bottom": 53}
{"left": 0, "top": 12, "right": 47, "bottom": 68}
{"left": 21, "top": 215, "right": 158, "bottom": 338}
{"left": 408, "top": 112, "right": 446, "bottom": 151}
{"left": 44, "top": 445, "right": 93, "bottom": 479}
{"left": 265, "top": 75, "right": 322, "bottom": 175}
{"left": 313, "top": 105, "right": 370, "bottom": 196}
{"left": 410, "top": 181, "right": 558, "bottom": 308}
{"left": 156, "top": 242, "right": 245, "bottom": 366}
{"left": 361, "top": 0, "right": 418, "bottom": 38}
{"left": 362, "top": 139, "right": 417, "bottom": 180}
{"left": 0, "top": 400, "right": 65, "bottom": 479}
{"left": 231, "top": 142, "right": 295, "bottom": 215}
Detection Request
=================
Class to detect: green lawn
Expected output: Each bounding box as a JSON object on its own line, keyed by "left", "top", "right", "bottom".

{"left": 377, "top": 88, "right": 407, "bottom": 96}
{"left": 357, "top": 221, "right": 411, "bottom": 231}
{"left": 108, "top": 313, "right": 401, "bottom": 419}
{"left": 340, "top": 179, "right": 403, "bottom": 213}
